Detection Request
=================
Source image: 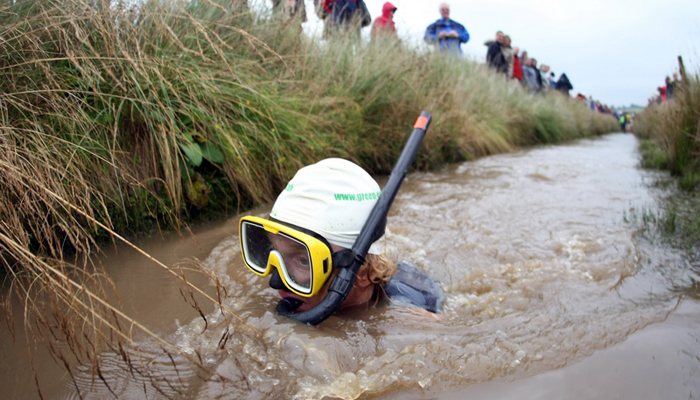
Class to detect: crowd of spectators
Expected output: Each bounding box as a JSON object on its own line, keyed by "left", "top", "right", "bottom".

{"left": 288, "top": 1, "right": 620, "bottom": 112}
{"left": 482, "top": 28, "right": 575, "bottom": 98}
{"left": 653, "top": 72, "right": 682, "bottom": 104}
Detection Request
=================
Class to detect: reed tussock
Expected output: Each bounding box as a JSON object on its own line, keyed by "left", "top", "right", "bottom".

{"left": 634, "top": 61, "right": 700, "bottom": 254}
{"left": 1, "top": 0, "right": 618, "bottom": 394}
{"left": 635, "top": 65, "right": 700, "bottom": 191}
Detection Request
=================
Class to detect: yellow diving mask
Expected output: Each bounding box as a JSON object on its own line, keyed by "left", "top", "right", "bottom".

{"left": 239, "top": 216, "right": 336, "bottom": 297}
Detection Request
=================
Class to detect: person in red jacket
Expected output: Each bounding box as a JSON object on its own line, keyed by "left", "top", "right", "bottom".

{"left": 511, "top": 46, "right": 524, "bottom": 81}
{"left": 370, "top": 2, "right": 398, "bottom": 39}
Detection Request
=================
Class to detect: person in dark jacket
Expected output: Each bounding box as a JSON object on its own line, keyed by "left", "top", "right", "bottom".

{"left": 424, "top": 3, "right": 470, "bottom": 56}
{"left": 485, "top": 31, "right": 506, "bottom": 73}
{"left": 317, "top": 0, "right": 369, "bottom": 37}
{"left": 555, "top": 73, "right": 573, "bottom": 96}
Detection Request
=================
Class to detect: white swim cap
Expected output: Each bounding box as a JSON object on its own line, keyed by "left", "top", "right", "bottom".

{"left": 270, "top": 158, "right": 384, "bottom": 254}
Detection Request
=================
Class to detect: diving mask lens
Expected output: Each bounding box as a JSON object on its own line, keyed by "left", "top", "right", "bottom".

{"left": 239, "top": 217, "right": 333, "bottom": 297}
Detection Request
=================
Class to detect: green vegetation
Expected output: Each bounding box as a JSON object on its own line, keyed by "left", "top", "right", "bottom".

{"left": 634, "top": 63, "right": 700, "bottom": 253}
{"left": 0, "top": 0, "right": 618, "bottom": 390}
{"left": 635, "top": 65, "right": 700, "bottom": 191}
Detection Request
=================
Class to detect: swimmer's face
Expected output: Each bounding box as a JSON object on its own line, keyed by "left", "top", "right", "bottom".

{"left": 268, "top": 241, "right": 374, "bottom": 312}
{"left": 267, "top": 241, "right": 343, "bottom": 312}
{"left": 269, "top": 234, "right": 312, "bottom": 289}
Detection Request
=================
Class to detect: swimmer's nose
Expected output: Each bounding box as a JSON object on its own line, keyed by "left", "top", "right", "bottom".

{"left": 268, "top": 270, "right": 287, "bottom": 291}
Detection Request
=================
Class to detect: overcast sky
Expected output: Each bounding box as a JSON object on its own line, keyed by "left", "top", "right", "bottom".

{"left": 297, "top": 0, "right": 700, "bottom": 107}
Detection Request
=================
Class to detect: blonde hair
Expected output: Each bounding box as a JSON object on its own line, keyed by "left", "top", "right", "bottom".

{"left": 360, "top": 254, "right": 398, "bottom": 284}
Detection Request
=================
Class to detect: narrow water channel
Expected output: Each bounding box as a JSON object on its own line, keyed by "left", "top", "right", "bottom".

{"left": 2, "top": 133, "right": 699, "bottom": 399}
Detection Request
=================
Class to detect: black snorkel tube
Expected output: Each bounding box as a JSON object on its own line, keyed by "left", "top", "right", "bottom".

{"left": 276, "top": 111, "right": 432, "bottom": 325}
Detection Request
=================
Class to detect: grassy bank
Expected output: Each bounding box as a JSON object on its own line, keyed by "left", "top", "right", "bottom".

{"left": 634, "top": 61, "right": 700, "bottom": 252}
{"left": 0, "top": 0, "right": 618, "bottom": 387}
{"left": 635, "top": 64, "right": 700, "bottom": 191}
{"left": 0, "top": 0, "right": 618, "bottom": 254}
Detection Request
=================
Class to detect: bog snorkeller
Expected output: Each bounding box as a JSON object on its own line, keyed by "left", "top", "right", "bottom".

{"left": 239, "top": 113, "right": 443, "bottom": 324}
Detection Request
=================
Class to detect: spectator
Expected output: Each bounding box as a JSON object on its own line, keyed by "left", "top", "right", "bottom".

{"left": 318, "top": 0, "right": 367, "bottom": 37}
{"left": 485, "top": 31, "right": 506, "bottom": 73}
{"left": 548, "top": 72, "right": 556, "bottom": 90}
{"left": 522, "top": 58, "right": 536, "bottom": 92}
{"left": 424, "top": 3, "right": 470, "bottom": 56}
{"left": 657, "top": 86, "right": 667, "bottom": 102}
{"left": 512, "top": 46, "right": 523, "bottom": 81}
{"left": 370, "top": 2, "right": 398, "bottom": 40}
{"left": 531, "top": 59, "right": 543, "bottom": 92}
{"left": 502, "top": 35, "right": 514, "bottom": 78}
{"left": 272, "top": 0, "right": 306, "bottom": 22}
{"left": 523, "top": 58, "right": 542, "bottom": 93}
{"left": 555, "top": 73, "right": 573, "bottom": 96}
{"left": 665, "top": 76, "right": 674, "bottom": 100}
{"left": 539, "top": 64, "right": 550, "bottom": 91}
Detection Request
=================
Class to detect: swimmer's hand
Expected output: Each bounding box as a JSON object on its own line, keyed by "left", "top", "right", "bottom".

{"left": 409, "top": 307, "right": 444, "bottom": 320}
{"left": 395, "top": 305, "right": 445, "bottom": 321}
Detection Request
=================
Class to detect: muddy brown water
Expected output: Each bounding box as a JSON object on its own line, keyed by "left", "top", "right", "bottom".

{"left": 2, "top": 133, "right": 699, "bottom": 399}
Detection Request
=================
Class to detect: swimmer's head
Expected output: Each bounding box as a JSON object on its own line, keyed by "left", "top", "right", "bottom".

{"left": 270, "top": 158, "right": 385, "bottom": 254}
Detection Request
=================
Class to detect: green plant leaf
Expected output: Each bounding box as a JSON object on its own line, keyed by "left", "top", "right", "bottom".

{"left": 201, "top": 141, "right": 225, "bottom": 164}
{"left": 178, "top": 141, "right": 203, "bottom": 167}
{"left": 178, "top": 159, "right": 195, "bottom": 180}
{"left": 192, "top": 133, "right": 207, "bottom": 144}
{"left": 181, "top": 132, "right": 194, "bottom": 144}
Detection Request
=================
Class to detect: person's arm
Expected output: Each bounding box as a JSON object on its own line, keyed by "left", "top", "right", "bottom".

{"left": 456, "top": 24, "right": 470, "bottom": 43}
{"left": 384, "top": 262, "right": 443, "bottom": 314}
{"left": 424, "top": 22, "right": 438, "bottom": 43}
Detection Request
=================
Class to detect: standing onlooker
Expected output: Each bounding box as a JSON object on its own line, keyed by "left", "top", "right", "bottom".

{"left": 523, "top": 58, "right": 542, "bottom": 93}
{"left": 485, "top": 31, "right": 506, "bottom": 73}
{"left": 673, "top": 72, "right": 682, "bottom": 88}
{"left": 511, "top": 46, "right": 523, "bottom": 81}
{"left": 618, "top": 113, "right": 626, "bottom": 131}
{"left": 539, "top": 64, "right": 551, "bottom": 91}
{"left": 371, "top": 2, "right": 398, "bottom": 40}
{"left": 555, "top": 73, "right": 573, "bottom": 96}
{"left": 424, "top": 3, "right": 470, "bottom": 55}
{"left": 272, "top": 0, "right": 306, "bottom": 21}
{"left": 531, "top": 58, "right": 543, "bottom": 92}
{"left": 502, "top": 35, "right": 514, "bottom": 78}
{"left": 548, "top": 72, "right": 556, "bottom": 90}
{"left": 319, "top": 0, "right": 365, "bottom": 37}
{"left": 665, "top": 76, "right": 674, "bottom": 100}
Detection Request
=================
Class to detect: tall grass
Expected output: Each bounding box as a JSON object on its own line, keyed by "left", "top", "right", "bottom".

{"left": 0, "top": 0, "right": 618, "bottom": 394}
{"left": 634, "top": 61, "right": 700, "bottom": 255}
{"left": 635, "top": 66, "right": 700, "bottom": 191}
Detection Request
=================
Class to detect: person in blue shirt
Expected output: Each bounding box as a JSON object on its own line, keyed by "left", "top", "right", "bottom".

{"left": 424, "top": 3, "right": 470, "bottom": 56}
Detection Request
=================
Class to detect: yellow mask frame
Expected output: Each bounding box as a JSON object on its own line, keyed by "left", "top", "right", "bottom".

{"left": 239, "top": 216, "right": 334, "bottom": 297}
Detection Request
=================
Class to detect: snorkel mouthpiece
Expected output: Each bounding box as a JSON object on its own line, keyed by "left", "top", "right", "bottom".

{"left": 276, "top": 111, "right": 432, "bottom": 325}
